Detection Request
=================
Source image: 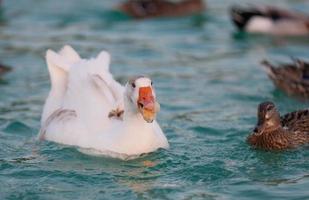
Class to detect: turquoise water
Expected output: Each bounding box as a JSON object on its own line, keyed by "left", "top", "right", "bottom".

{"left": 1, "top": 0, "right": 309, "bottom": 199}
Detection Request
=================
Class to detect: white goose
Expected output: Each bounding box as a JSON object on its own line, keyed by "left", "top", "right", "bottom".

{"left": 39, "top": 45, "right": 169, "bottom": 159}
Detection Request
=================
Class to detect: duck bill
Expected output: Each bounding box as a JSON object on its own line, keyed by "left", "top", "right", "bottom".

{"left": 137, "top": 86, "right": 158, "bottom": 123}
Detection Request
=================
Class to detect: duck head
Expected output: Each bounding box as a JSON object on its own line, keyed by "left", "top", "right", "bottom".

{"left": 256, "top": 101, "right": 281, "bottom": 132}
{"left": 125, "top": 76, "right": 160, "bottom": 123}
{"left": 230, "top": 6, "right": 263, "bottom": 31}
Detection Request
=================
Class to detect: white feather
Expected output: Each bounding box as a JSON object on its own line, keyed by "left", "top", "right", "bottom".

{"left": 246, "top": 16, "right": 308, "bottom": 36}
{"left": 59, "top": 45, "right": 81, "bottom": 63}
{"left": 41, "top": 50, "right": 72, "bottom": 123}
{"left": 246, "top": 16, "right": 273, "bottom": 33}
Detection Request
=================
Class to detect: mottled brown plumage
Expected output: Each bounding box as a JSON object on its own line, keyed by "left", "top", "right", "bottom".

{"left": 118, "top": 0, "right": 205, "bottom": 19}
{"left": 261, "top": 59, "right": 309, "bottom": 99}
{"left": 247, "top": 101, "right": 309, "bottom": 150}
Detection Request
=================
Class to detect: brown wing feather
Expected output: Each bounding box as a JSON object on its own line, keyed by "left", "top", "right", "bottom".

{"left": 281, "top": 109, "right": 309, "bottom": 133}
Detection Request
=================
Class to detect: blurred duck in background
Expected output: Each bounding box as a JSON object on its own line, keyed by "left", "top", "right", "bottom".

{"left": 248, "top": 101, "right": 309, "bottom": 150}
{"left": 230, "top": 5, "right": 309, "bottom": 36}
{"left": 0, "top": 63, "right": 11, "bottom": 76}
{"left": 118, "top": 0, "right": 205, "bottom": 19}
{"left": 261, "top": 59, "right": 309, "bottom": 99}
{"left": 0, "top": 1, "right": 10, "bottom": 77}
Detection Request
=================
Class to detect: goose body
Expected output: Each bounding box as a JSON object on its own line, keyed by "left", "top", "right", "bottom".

{"left": 248, "top": 101, "right": 309, "bottom": 150}
{"left": 230, "top": 5, "right": 309, "bottom": 36}
{"left": 118, "top": 0, "right": 205, "bottom": 19}
{"left": 39, "top": 45, "right": 169, "bottom": 159}
{"left": 261, "top": 59, "right": 309, "bottom": 99}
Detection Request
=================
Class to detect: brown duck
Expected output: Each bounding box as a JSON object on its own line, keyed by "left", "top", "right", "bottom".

{"left": 0, "top": 62, "right": 11, "bottom": 76}
{"left": 247, "top": 101, "right": 309, "bottom": 150}
{"left": 261, "top": 59, "right": 309, "bottom": 99}
{"left": 118, "top": 0, "right": 205, "bottom": 19}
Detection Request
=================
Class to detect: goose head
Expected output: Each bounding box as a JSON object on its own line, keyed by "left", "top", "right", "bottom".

{"left": 125, "top": 76, "right": 160, "bottom": 123}
{"left": 256, "top": 101, "right": 281, "bottom": 133}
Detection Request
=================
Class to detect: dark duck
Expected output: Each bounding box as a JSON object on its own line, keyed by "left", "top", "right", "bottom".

{"left": 0, "top": 62, "right": 11, "bottom": 76}
{"left": 230, "top": 5, "right": 309, "bottom": 36}
{"left": 261, "top": 59, "right": 309, "bottom": 99}
{"left": 248, "top": 101, "right": 309, "bottom": 150}
{"left": 118, "top": 0, "right": 205, "bottom": 19}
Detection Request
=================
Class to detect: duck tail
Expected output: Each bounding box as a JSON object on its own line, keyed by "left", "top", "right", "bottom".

{"left": 42, "top": 46, "right": 77, "bottom": 124}
{"left": 45, "top": 49, "right": 71, "bottom": 90}
{"left": 95, "top": 50, "right": 111, "bottom": 71}
{"left": 58, "top": 45, "right": 81, "bottom": 63}
{"left": 46, "top": 45, "right": 82, "bottom": 88}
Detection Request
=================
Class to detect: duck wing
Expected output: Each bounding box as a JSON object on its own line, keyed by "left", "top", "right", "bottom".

{"left": 261, "top": 60, "right": 303, "bottom": 81}
{"left": 55, "top": 48, "right": 125, "bottom": 130}
{"left": 88, "top": 51, "right": 125, "bottom": 113}
{"left": 39, "top": 108, "right": 77, "bottom": 140}
{"left": 281, "top": 109, "right": 309, "bottom": 133}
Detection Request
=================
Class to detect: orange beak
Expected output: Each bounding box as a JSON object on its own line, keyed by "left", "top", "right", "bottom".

{"left": 137, "top": 86, "right": 157, "bottom": 123}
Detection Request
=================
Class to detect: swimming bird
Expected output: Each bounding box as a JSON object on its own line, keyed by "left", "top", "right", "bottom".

{"left": 230, "top": 5, "right": 309, "bottom": 36}
{"left": 118, "top": 0, "right": 205, "bottom": 19}
{"left": 261, "top": 59, "right": 309, "bottom": 99}
{"left": 0, "top": 62, "right": 11, "bottom": 76}
{"left": 39, "top": 45, "right": 169, "bottom": 159}
{"left": 247, "top": 101, "right": 309, "bottom": 150}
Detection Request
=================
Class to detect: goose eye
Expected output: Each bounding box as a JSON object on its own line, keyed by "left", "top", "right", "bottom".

{"left": 131, "top": 82, "right": 136, "bottom": 88}
{"left": 151, "top": 81, "right": 153, "bottom": 86}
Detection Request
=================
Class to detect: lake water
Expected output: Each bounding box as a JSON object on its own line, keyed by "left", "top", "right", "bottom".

{"left": 0, "top": 0, "right": 309, "bottom": 199}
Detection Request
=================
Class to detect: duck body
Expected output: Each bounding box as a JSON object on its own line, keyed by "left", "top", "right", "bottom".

{"left": 230, "top": 5, "right": 309, "bottom": 36}
{"left": 261, "top": 59, "right": 309, "bottom": 99}
{"left": 118, "top": 0, "right": 205, "bottom": 19}
{"left": 248, "top": 101, "right": 309, "bottom": 150}
{"left": 39, "top": 45, "right": 169, "bottom": 159}
{"left": 248, "top": 127, "right": 306, "bottom": 150}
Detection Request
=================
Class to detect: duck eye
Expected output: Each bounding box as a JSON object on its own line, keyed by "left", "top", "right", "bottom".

{"left": 151, "top": 81, "right": 153, "bottom": 86}
{"left": 131, "top": 82, "right": 136, "bottom": 88}
{"left": 267, "top": 106, "right": 273, "bottom": 111}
